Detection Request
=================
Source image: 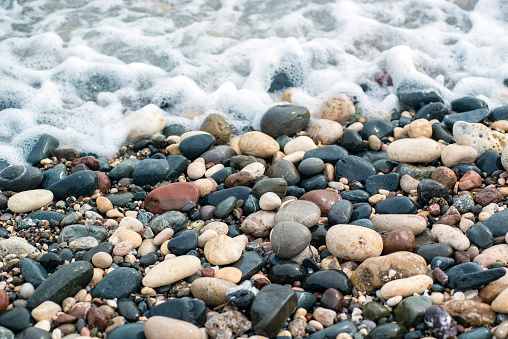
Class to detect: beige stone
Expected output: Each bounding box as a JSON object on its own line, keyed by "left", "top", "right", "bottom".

{"left": 240, "top": 210, "right": 276, "bottom": 237}
{"left": 194, "top": 179, "right": 213, "bottom": 197}
{"left": 214, "top": 267, "right": 242, "bottom": 283}
{"left": 482, "top": 244, "right": 508, "bottom": 262}
{"left": 282, "top": 151, "right": 305, "bottom": 164}
{"left": 431, "top": 224, "right": 470, "bottom": 251}
{"left": 230, "top": 136, "right": 243, "bottom": 155}
{"left": 491, "top": 120, "right": 508, "bottom": 132}
{"left": 201, "top": 221, "right": 229, "bottom": 235}
{"left": 0, "top": 238, "right": 41, "bottom": 259}
{"left": 122, "top": 104, "right": 166, "bottom": 141}
{"left": 144, "top": 316, "right": 202, "bottom": 339}
{"left": 205, "top": 164, "right": 224, "bottom": 178}
{"left": 492, "top": 287, "right": 508, "bottom": 313}
{"left": 153, "top": 228, "right": 174, "bottom": 246}
{"left": 502, "top": 146, "right": 508, "bottom": 171}
{"left": 119, "top": 216, "right": 143, "bottom": 230}
{"left": 284, "top": 136, "right": 317, "bottom": 154}
{"left": 204, "top": 235, "right": 243, "bottom": 266}
{"left": 117, "top": 229, "right": 142, "bottom": 248}
{"left": 259, "top": 192, "right": 282, "bottom": 211}
{"left": 137, "top": 239, "right": 158, "bottom": 257}
{"left": 387, "top": 138, "right": 442, "bottom": 163}
{"left": 187, "top": 158, "right": 206, "bottom": 180}
{"left": 31, "top": 301, "right": 61, "bottom": 322}
{"left": 408, "top": 119, "right": 432, "bottom": 138}
{"left": 7, "top": 189, "right": 53, "bottom": 213}
{"left": 91, "top": 252, "right": 112, "bottom": 269}
{"left": 441, "top": 144, "right": 478, "bottom": 168}
{"left": 319, "top": 94, "right": 355, "bottom": 122}
{"left": 371, "top": 214, "right": 427, "bottom": 235}
{"left": 454, "top": 121, "right": 508, "bottom": 155}
{"left": 197, "top": 229, "right": 218, "bottom": 248}
{"left": 190, "top": 277, "right": 237, "bottom": 306}
{"left": 326, "top": 224, "right": 382, "bottom": 261}
{"left": 306, "top": 119, "right": 344, "bottom": 145}
{"left": 96, "top": 196, "right": 113, "bottom": 213}
{"left": 241, "top": 162, "right": 265, "bottom": 179}
{"left": 379, "top": 275, "right": 433, "bottom": 299}
{"left": 238, "top": 131, "right": 280, "bottom": 158}
{"left": 142, "top": 255, "right": 201, "bottom": 288}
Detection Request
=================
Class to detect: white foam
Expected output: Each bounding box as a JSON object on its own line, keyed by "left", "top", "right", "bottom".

{"left": 0, "top": 0, "right": 507, "bottom": 164}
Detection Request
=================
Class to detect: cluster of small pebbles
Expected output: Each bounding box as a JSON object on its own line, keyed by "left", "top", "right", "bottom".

{"left": 1, "top": 92, "right": 508, "bottom": 339}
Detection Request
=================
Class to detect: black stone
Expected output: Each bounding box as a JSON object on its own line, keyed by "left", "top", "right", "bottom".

{"left": 211, "top": 167, "right": 235, "bottom": 184}
{"left": 231, "top": 251, "right": 267, "bottom": 280}
{"left": 415, "top": 102, "right": 449, "bottom": 121}
{"left": 443, "top": 108, "right": 490, "bottom": 130}
{"left": 27, "top": 261, "right": 93, "bottom": 309}
{"left": 165, "top": 155, "right": 189, "bottom": 182}
{"left": 477, "top": 151, "right": 503, "bottom": 175}
{"left": 162, "top": 124, "right": 187, "bottom": 137}
{"left": 201, "top": 186, "right": 252, "bottom": 206}
{"left": 340, "top": 189, "right": 370, "bottom": 203}
{"left": 398, "top": 89, "right": 444, "bottom": 109}
{"left": 303, "top": 145, "right": 349, "bottom": 164}
{"left": 300, "top": 174, "right": 328, "bottom": 192}
{"left": 26, "top": 134, "right": 59, "bottom": 166}
{"left": 117, "top": 298, "right": 140, "bottom": 322}
{"left": 0, "top": 165, "right": 43, "bottom": 192}
{"left": 481, "top": 209, "right": 508, "bottom": 237}
{"left": 27, "top": 211, "right": 65, "bottom": 222}
{"left": 269, "top": 73, "right": 293, "bottom": 92}
{"left": 244, "top": 194, "right": 260, "bottom": 214}
{"left": 303, "top": 270, "right": 352, "bottom": 294}
{"left": 265, "top": 159, "right": 300, "bottom": 186}
{"left": 310, "top": 224, "right": 328, "bottom": 248}
{"left": 466, "top": 224, "right": 494, "bottom": 249}
{"left": 286, "top": 185, "right": 305, "bottom": 198}
{"left": 457, "top": 327, "right": 492, "bottom": 339}
{"left": 431, "top": 123, "right": 455, "bottom": 143}
{"left": 365, "top": 173, "right": 399, "bottom": 196}
{"left": 451, "top": 96, "right": 488, "bottom": 112}
{"left": 361, "top": 119, "right": 394, "bottom": 140}
{"left": 178, "top": 134, "right": 216, "bottom": 160}
{"left": 417, "top": 179, "right": 450, "bottom": 205}
{"left": 149, "top": 211, "right": 188, "bottom": 235}
{"left": 295, "top": 290, "right": 317, "bottom": 311}
{"left": 252, "top": 178, "right": 287, "bottom": 198}
{"left": 350, "top": 204, "right": 372, "bottom": 222}
{"left": 82, "top": 242, "right": 113, "bottom": 262}
{"left": 328, "top": 200, "right": 353, "bottom": 226}
{"left": 445, "top": 262, "right": 483, "bottom": 289}
{"left": 39, "top": 252, "right": 64, "bottom": 272}
{"left": 367, "top": 323, "right": 406, "bottom": 339}
{"left": 307, "top": 320, "right": 357, "bottom": 339}
{"left": 16, "top": 327, "right": 51, "bottom": 339}
{"left": 167, "top": 229, "right": 199, "bottom": 255}
{"left": 149, "top": 298, "right": 206, "bottom": 326}
{"left": 268, "top": 261, "right": 307, "bottom": 285}
{"left": 108, "top": 158, "right": 140, "bottom": 180}
{"left": 41, "top": 167, "right": 66, "bottom": 189}
{"left": 452, "top": 163, "right": 482, "bottom": 177}
{"left": 424, "top": 305, "right": 457, "bottom": 339}
{"left": 91, "top": 267, "right": 142, "bottom": 299}
{"left": 335, "top": 156, "right": 376, "bottom": 184}
{"left": 490, "top": 106, "right": 508, "bottom": 121}
{"left": 226, "top": 282, "right": 256, "bottom": 309}
{"left": 430, "top": 256, "right": 455, "bottom": 270}
{"left": 340, "top": 129, "right": 363, "bottom": 153}
{"left": 230, "top": 155, "right": 266, "bottom": 170}
{"left": 454, "top": 268, "right": 506, "bottom": 291}
{"left": 132, "top": 159, "right": 170, "bottom": 186}
{"left": 19, "top": 259, "right": 48, "bottom": 288}
{"left": 250, "top": 284, "right": 297, "bottom": 338}
{"left": 260, "top": 104, "right": 310, "bottom": 138}
{"left": 0, "top": 308, "right": 32, "bottom": 333}
{"left": 104, "top": 192, "right": 134, "bottom": 207}
{"left": 375, "top": 196, "right": 416, "bottom": 214}
{"left": 48, "top": 170, "right": 98, "bottom": 200}
{"left": 139, "top": 253, "right": 158, "bottom": 266}
{"left": 417, "top": 243, "right": 453, "bottom": 263}
{"left": 201, "top": 146, "right": 236, "bottom": 165}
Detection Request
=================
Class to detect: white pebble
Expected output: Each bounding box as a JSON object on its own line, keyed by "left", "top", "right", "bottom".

{"left": 259, "top": 192, "right": 282, "bottom": 211}
{"left": 386, "top": 295, "right": 403, "bottom": 306}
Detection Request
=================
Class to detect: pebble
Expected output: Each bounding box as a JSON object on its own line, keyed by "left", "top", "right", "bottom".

{"left": 91, "top": 252, "right": 112, "bottom": 269}
{"left": 441, "top": 144, "right": 478, "bottom": 168}
{"left": 270, "top": 221, "right": 311, "bottom": 259}
{"left": 214, "top": 267, "right": 243, "bottom": 284}
{"left": 306, "top": 119, "right": 343, "bottom": 145}
{"left": 491, "top": 287, "right": 508, "bottom": 313}
{"left": 387, "top": 138, "right": 442, "bottom": 163}
{"left": 238, "top": 131, "right": 280, "bottom": 158}
{"left": 187, "top": 158, "right": 206, "bottom": 179}
{"left": 31, "top": 301, "right": 61, "bottom": 322}
{"left": 371, "top": 214, "right": 427, "bottom": 235}
{"left": 260, "top": 104, "right": 310, "bottom": 138}
{"left": 383, "top": 227, "right": 415, "bottom": 254}
{"left": 275, "top": 200, "right": 321, "bottom": 228}
{"left": 407, "top": 118, "right": 432, "bottom": 138}
{"left": 240, "top": 210, "right": 276, "bottom": 237}
{"left": 431, "top": 223, "right": 470, "bottom": 251}
{"left": 144, "top": 182, "right": 200, "bottom": 214}
{"left": 0, "top": 165, "right": 43, "bottom": 192}
{"left": 284, "top": 136, "right": 317, "bottom": 154}
{"left": 335, "top": 155, "right": 376, "bottom": 184}
{"left": 144, "top": 316, "right": 202, "bottom": 339}
{"left": 319, "top": 94, "right": 355, "bottom": 122}
{"left": 0, "top": 238, "right": 41, "bottom": 259}
{"left": 96, "top": 196, "right": 113, "bottom": 213}
{"left": 454, "top": 121, "right": 508, "bottom": 154}
{"left": 313, "top": 307, "right": 336, "bottom": 327}
{"left": 240, "top": 162, "right": 265, "bottom": 179}
{"left": 122, "top": 104, "right": 165, "bottom": 141}
{"left": 300, "top": 189, "right": 342, "bottom": 216}
{"left": 7, "top": 189, "right": 53, "bottom": 213}
{"left": 259, "top": 192, "right": 281, "bottom": 210}
{"left": 442, "top": 300, "right": 496, "bottom": 326}
{"left": 379, "top": 275, "right": 433, "bottom": 299}
{"left": 190, "top": 277, "right": 237, "bottom": 306}
{"left": 142, "top": 255, "right": 201, "bottom": 288}
{"left": 326, "top": 224, "right": 382, "bottom": 261}
{"left": 204, "top": 234, "right": 243, "bottom": 265}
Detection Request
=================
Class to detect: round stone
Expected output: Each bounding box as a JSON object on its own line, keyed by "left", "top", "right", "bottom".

{"left": 259, "top": 192, "right": 282, "bottom": 211}
{"left": 408, "top": 119, "right": 432, "bottom": 138}
{"left": 441, "top": 144, "right": 478, "bottom": 168}
{"left": 214, "top": 267, "right": 243, "bottom": 284}
{"left": 326, "top": 224, "right": 383, "bottom": 261}
{"left": 383, "top": 227, "right": 415, "bottom": 254}
{"left": 270, "top": 221, "right": 311, "bottom": 259}
{"left": 284, "top": 136, "right": 317, "bottom": 154}
{"left": 260, "top": 104, "right": 310, "bottom": 138}
{"left": 144, "top": 316, "right": 202, "bottom": 339}
{"left": 190, "top": 277, "right": 237, "bottom": 306}
{"left": 306, "top": 119, "right": 343, "bottom": 145}
{"left": 204, "top": 235, "right": 243, "bottom": 266}
{"left": 298, "top": 158, "right": 325, "bottom": 177}
{"left": 319, "top": 94, "right": 355, "bottom": 122}
{"left": 238, "top": 132, "right": 280, "bottom": 158}
{"left": 178, "top": 133, "right": 216, "bottom": 160}
{"left": 7, "top": 189, "right": 53, "bottom": 213}
{"left": 0, "top": 165, "right": 43, "bottom": 192}
{"left": 91, "top": 252, "right": 113, "bottom": 269}
{"left": 187, "top": 158, "right": 206, "bottom": 179}
{"left": 142, "top": 255, "right": 201, "bottom": 288}
{"left": 387, "top": 138, "right": 442, "bottom": 163}
{"left": 275, "top": 200, "right": 321, "bottom": 228}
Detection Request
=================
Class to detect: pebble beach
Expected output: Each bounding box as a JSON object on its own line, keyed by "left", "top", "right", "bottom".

{"left": 1, "top": 91, "right": 508, "bottom": 339}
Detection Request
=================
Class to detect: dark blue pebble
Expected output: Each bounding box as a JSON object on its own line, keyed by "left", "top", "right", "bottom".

{"left": 375, "top": 196, "right": 416, "bottom": 214}
{"left": 335, "top": 156, "right": 376, "bottom": 184}
{"left": 445, "top": 262, "right": 483, "bottom": 289}
{"left": 365, "top": 173, "right": 400, "bottom": 195}
{"left": 303, "top": 145, "right": 349, "bottom": 163}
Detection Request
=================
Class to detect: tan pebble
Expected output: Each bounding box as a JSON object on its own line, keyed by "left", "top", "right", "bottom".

{"left": 203, "top": 164, "right": 223, "bottom": 178}
{"left": 106, "top": 209, "right": 124, "bottom": 218}
{"left": 284, "top": 136, "right": 317, "bottom": 154}
{"left": 141, "top": 287, "right": 156, "bottom": 295}
{"left": 137, "top": 239, "right": 158, "bottom": 257}
{"left": 372, "top": 214, "right": 427, "bottom": 235}
{"left": 408, "top": 119, "right": 432, "bottom": 138}
{"left": 213, "top": 267, "right": 242, "bottom": 283}
{"left": 309, "top": 319, "right": 324, "bottom": 331}
{"left": 160, "top": 239, "right": 171, "bottom": 255}
{"left": 459, "top": 218, "right": 474, "bottom": 233}
{"left": 491, "top": 120, "right": 508, "bottom": 132}
{"left": 144, "top": 316, "right": 202, "bottom": 339}
{"left": 282, "top": 151, "right": 305, "bottom": 164}
{"left": 119, "top": 216, "right": 143, "bottom": 230}
{"left": 259, "top": 192, "right": 282, "bottom": 211}
{"left": 323, "top": 163, "right": 335, "bottom": 181}
{"left": 368, "top": 135, "right": 382, "bottom": 151}
{"left": 294, "top": 308, "right": 307, "bottom": 320}
{"left": 347, "top": 122, "right": 363, "bottom": 132}
{"left": 194, "top": 178, "right": 213, "bottom": 197}
{"left": 190, "top": 277, "right": 237, "bottom": 306}
{"left": 241, "top": 162, "right": 265, "bottom": 179}
{"left": 118, "top": 229, "right": 142, "bottom": 248}
{"left": 96, "top": 196, "right": 113, "bottom": 213}
{"left": 386, "top": 295, "right": 403, "bottom": 306}
{"left": 238, "top": 131, "right": 280, "bottom": 158}
{"left": 387, "top": 138, "right": 442, "bottom": 163}
{"left": 430, "top": 292, "right": 445, "bottom": 305}
{"left": 312, "top": 307, "right": 336, "bottom": 327}
{"left": 319, "top": 94, "right": 355, "bottom": 122}
{"left": 142, "top": 255, "right": 201, "bottom": 288}
{"left": 393, "top": 127, "right": 404, "bottom": 138}
{"left": 202, "top": 221, "right": 229, "bottom": 235}
{"left": 91, "top": 252, "right": 113, "bottom": 269}
{"left": 272, "top": 151, "right": 285, "bottom": 164}
{"left": 326, "top": 224, "right": 382, "bottom": 261}
{"left": 7, "top": 189, "right": 54, "bottom": 213}
{"left": 368, "top": 194, "right": 386, "bottom": 204}
{"left": 89, "top": 268, "right": 104, "bottom": 288}
{"left": 441, "top": 144, "right": 478, "bottom": 168}
{"left": 62, "top": 297, "right": 76, "bottom": 312}
{"left": 125, "top": 211, "right": 137, "bottom": 218}
{"left": 278, "top": 330, "right": 292, "bottom": 337}
{"left": 187, "top": 158, "right": 206, "bottom": 180}
{"left": 229, "top": 136, "right": 243, "bottom": 155}
{"left": 166, "top": 144, "right": 181, "bottom": 155}
{"left": 74, "top": 289, "right": 87, "bottom": 302}
{"left": 198, "top": 229, "right": 219, "bottom": 248}
{"left": 431, "top": 223, "right": 470, "bottom": 251}
{"left": 153, "top": 228, "right": 174, "bottom": 246}
{"left": 204, "top": 235, "right": 243, "bottom": 266}
{"left": 232, "top": 234, "right": 249, "bottom": 249}
{"left": 125, "top": 254, "right": 136, "bottom": 265}
{"left": 379, "top": 275, "right": 433, "bottom": 299}
{"left": 31, "top": 301, "right": 61, "bottom": 322}
{"left": 34, "top": 319, "right": 51, "bottom": 332}
{"left": 306, "top": 119, "right": 343, "bottom": 145}
{"left": 122, "top": 104, "right": 165, "bottom": 141}
{"left": 454, "top": 121, "right": 508, "bottom": 155}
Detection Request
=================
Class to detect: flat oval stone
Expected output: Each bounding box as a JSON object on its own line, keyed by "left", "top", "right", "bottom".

{"left": 142, "top": 255, "right": 201, "bottom": 288}
{"left": 90, "top": 267, "right": 142, "bottom": 299}
{"left": 108, "top": 158, "right": 140, "bottom": 180}
{"left": 252, "top": 178, "right": 287, "bottom": 198}
{"left": 387, "top": 138, "right": 442, "bottom": 163}
{"left": 367, "top": 323, "right": 406, "bottom": 339}
{"left": 179, "top": 133, "right": 216, "bottom": 160}
{"left": 27, "top": 261, "right": 93, "bottom": 309}
{"left": 303, "top": 270, "right": 352, "bottom": 295}
{"left": 132, "top": 159, "right": 170, "bottom": 186}
{"left": 306, "top": 119, "right": 343, "bottom": 145}
{"left": 335, "top": 155, "right": 376, "bottom": 184}
{"left": 326, "top": 224, "right": 382, "bottom": 261}
{"left": 275, "top": 200, "right": 321, "bottom": 228}
{"left": 303, "top": 145, "right": 349, "bottom": 163}
{"left": 365, "top": 173, "right": 400, "bottom": 196}
{"left": 466, "top": 224, "right": 494, "bottom": 249}
{"left": 451, "top": 96, "right": 488, "bottom": 112}
{"left": 201, "top": 145, "right": 236, "bottom": 164}
{"left": 231, "top": 251, "right": 267, "bottom": 280}
{"left": 107, "top": 323, "right": 145, "bottom": 339}
{"left": 190, "top": 277, "right": 237, "bottom": 306}
{"left": 0, "top": 165, "right": 43, "bottom": 192}
{"left": 327, "top": 200, "right": 353, "bottom": 226}
{"left": 19, "top": 259, "right": 48, "bottom": 288}
{"left": 431, "top": 224, "right": 470, "bottom": 251}
{"left": 340, "top": 189, "right": 370, "bottom": 203}
{"left": 443, "top": 108, "right": 490, "bottom": 130}
{"left": 383, "top": 227, "right": 415, "bottom": 254}
{"left": 0, "top": 308, "right": 31, "bottom": 333}
{"left": 271, "top": 222, "right": 311, "bottom": 259}
{"left": 7, "top": 189, "right": 53, "bottom": 213}
{"left": 201, "top": 186, "right": 252, "bottom": 206}
{"left": 238, "top": 131, "right": 280, "bottom": 158}
{"left": 375, "top": 196, "right": 416, "bottom": 214}
{"left": 165, "top": 155, "right": 189, "bottom": 182}
{"left": 300, "top": 189, "right": 341, "bottom": 216}
{"left": 241, "top": 210, "right": 276, "bottom": 237}
{"left": 144, "top": 182, "right": 199, "bottom": 214}
{"left": 361, "top": 119, "right": 394, "bottom": 140}
{"left": 372, "top": 214, "right": 427, "bottom": 235}
{"left": 250, "top": 284, "right": 297, "bottom": 338}
{"left": 260, "top": 104, "right": 310, "bottom": 138}
{"left": 148, "top": 211, "right": 188, "bottom": 235}
{"left": 298, "top": 157, "right": 325, "bottom": 176}
{"left": 167, "top": 229, "right": 199, "bottom": 255}
{"left": 204, "top": 234, "right": 243, "bottom": 265}
{"left": 417, "top": 243, "right": 453, "bottom": 262}
{"left": 477, "top": 150, "right": 503, "bottom": 175}
{"left": 341, "top": 129, "right": 364, "bottom": 153}
{"left": 265, "top": 159, "right": 300, "bottom": 186}
{"left": 149, "top": 298, "right": 206, "bottom": 326}
{"left": 0, "top": 238, "right": 41, "bottom": 259}
{"left": 380, "top": 275, "right": 433, "bottom": 299}
{"left": 48, "top": 170, "right": 98, "bottom": 200}
{"left": 268, "top": 260, "right": 306, "bottom": 285}
{"left": 144, "top": 316, "right": 202, "bottom": 339}
{"left": 455, "top": 268, "right": 506, "bottom": 291}
{"left": 41, "top": 167, "right": 66, "bottom": 189}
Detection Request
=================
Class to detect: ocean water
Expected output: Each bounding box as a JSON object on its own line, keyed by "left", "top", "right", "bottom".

{"left": 0, "top": 0, "right": 507, "bottom": 164}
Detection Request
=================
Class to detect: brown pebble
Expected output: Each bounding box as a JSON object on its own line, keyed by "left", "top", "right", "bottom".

{"left": 433, "top": 267, "right": 449, "bottom": 285}
{"left": 253, "top": 277, "right": 271, "bottom": 290}
{"left": 455, "top": 251, "right": 471, "bottom": 264}
{"left": 382, "top": 227, "right": 415, "bottom": 254}
{"left": 431, "top": 166, "right": 457, "bottom": 191}
{"left": 299, "top": 190, "right": 342, "bottom": 217}
{"left": 72, "top": 156, "right": 99, "bottom": 170}
{"left": 475, "top": 187, "right": 503, "bottom": 206}
{"left": 436, "top": 206, "right": 461, "bottom": 226}
{"left": 479, "top": 283, "right": 508, "bottom": 303}
{"left": 58, "top": 324, "right": 77, "bottom": 336}
{"left": 87, "top": 307, "right": 111, "bottom": 331}
{"left": 320, "top": 256, "right": 341, "bottom": 271}
{"left": 201, "top": 267, "right": 215, "bottom": 277}
{"left": 458, "top": 170, "right": 482, "bottom": 191}
{"left": 55, "top": 314, "right": 78, "bottom": 326}
{"left": 320, "top": 288, "right": 347, "bottom": 312}
{"left": 428, "top": 203, "right": 440, "bottom": 216}
{"left": 225, "top": 171, "right": 254, "bottom": 188}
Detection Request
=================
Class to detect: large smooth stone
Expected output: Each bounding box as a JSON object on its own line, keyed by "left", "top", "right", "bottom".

{"left": 144, "top": 316, "right": 201, "bottom": 339}
{"left": 300, "top": 189, "right": 342, "bottom": 217}
{"left": 455, "top": 268, "right": 506, "bottom": 291}
{"left": 250, "top": 284, "right": 297, "bottom": 338}
{"left": 179, "top": 133, "right": 216, "bottom": 160}
{"left": 201, "top": 186, "right": 252, "bottom": 206}
{"left": 149, "top": 298, "right": 206, "bottom": 326}
{"left": 371, "top": 214, "right": 427, "bottom": 235}
{"left": 271, "top": 222, "right": 311, "bottom": 259}
{"left": 335, "top": 155, "right": 376, "bottom": 184}
{"left": 27, "top": 134, "right": 59, "bottom": 166}
{"left": 144, "top": 182, "right": 199, "bottom": 214}
{"left": 268, "top": 260, "right": 307, "bottom": 285}
{"left": 132, "top": 159, "right": 170, "bottom": 186}
{"left": 7, "top": 189, "right": 53, "bottom": 213}
{"left": 108, "top": 158, "right": 140, "bottom": 180}
{"left": 0, "top": 165, "right": 43, "bottom": 192}
{"left": 47, "top": 170, "right": 98, "bottom": 200}
{"left": 265, "top": 159, "right": 300, "bottom": 186}
{"left": 446, "top": 262, "right": 483, "bottom": 289}
{"left": 351, "top": 252, "right": 428, "bottom": 291}
{"left": 451, "top": 96, "right": 488, "bottom": 112}
{"left": 238, "top": 131, "right": 280, "bottom": 158}
{"left": 252, "top": 178, "right": 287, "bottom": 198}
{"left": 466, "top": 224, "right": 494, "bottom": 249}
{"left": 167, "top": 229, "right": 199, "bottom": 255}
{"left": 142, "top": 255, "right": 201, "bottom": 288}
{"left": 275, "top": 200, "right": 321, "bottom": 228}
{"left": 91, "top": 267, "right": 142, "bottom": 299}
{"left": 303, "top": 145, "right": 349, "bottom": 163}
{"left": 108, "top": 323, "right": 146, "bottom": 339}
{"left": 19, "top": 259, "right": 48, "bottom": 288}
{"left": 307, "top": 119, "right": 344, "bottom": 145}
{"left": 204, "top": 234, "right": 242, "bottom": 265}
{"left": 361, "top": 119, "right": 394, "bottom": 140}
{"left": 190, "top": 277, "right": 236, "bottom": 306}
{"left": 387, "top": 138, "right": 442, "bottom": 163}
{"left": 326, "top": 224, "right": 382, "bottom": 261}
{"left": 0, "top": 308, "right": 31, "bottom": 333}
{"left": 340, "top": 189, "right": 370, "bottom": 203}
{"left": 303, "top": 270, "right": 352, "bottom": 295}
{"left": 261, "top": 104, "right": 310, "bottom": 138}
{"left": 27, "top": 261, "right": 93, "bottom": 309}
{"left": 443, "top": 108, "right": 490, "bottom": 130}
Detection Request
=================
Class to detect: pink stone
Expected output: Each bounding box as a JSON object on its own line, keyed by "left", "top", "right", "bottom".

{"left": 299, "top": 189, "right": 341, "bottom": 216}
{"left": 473, "top": 253, "right": 497, "bottom": 268}
{"left": 144, "top": 182, "right": 200, "bottom": 214}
